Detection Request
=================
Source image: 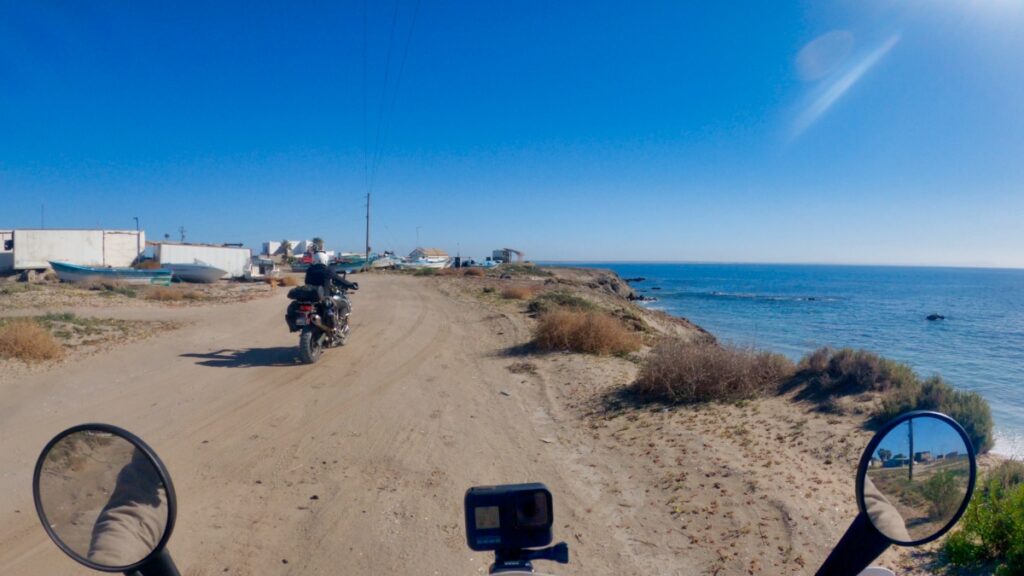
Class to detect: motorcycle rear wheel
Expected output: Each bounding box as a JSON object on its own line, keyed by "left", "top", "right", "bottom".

{"left": 299, "top": 327, "right": 323, "bottom": 364}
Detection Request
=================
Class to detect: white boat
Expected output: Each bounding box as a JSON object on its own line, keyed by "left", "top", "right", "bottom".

{"left": 398, "top": 256, "right": 451, "bottom": 270}
{"left": 162, "top": 261, "right": 228, "bottom": 283}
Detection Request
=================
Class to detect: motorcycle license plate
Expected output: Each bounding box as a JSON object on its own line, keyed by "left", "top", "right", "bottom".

{"left": 296, "top": 316, "right": 308, "bottom": 326}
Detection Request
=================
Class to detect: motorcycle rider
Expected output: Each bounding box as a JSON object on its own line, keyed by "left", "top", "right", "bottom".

{"left": 304, "top": 251, "right": 358, "bottom": 327}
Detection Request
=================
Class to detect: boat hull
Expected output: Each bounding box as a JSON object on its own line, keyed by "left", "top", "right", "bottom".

{"left": 162, "top": 263, "right": 228, "bottom": 283}
{"left": 50, "top": 261, "right": 173, "bottom": 286}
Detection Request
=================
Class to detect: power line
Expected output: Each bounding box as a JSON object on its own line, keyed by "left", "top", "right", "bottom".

{"left": 369, "top": 0, "right": 421, "bottom": 194}
{"left": 367, "top": 0, "right": 402, "bottom": 195}
{"left": 362, "top": 0, "right": 369, "bottom": 193}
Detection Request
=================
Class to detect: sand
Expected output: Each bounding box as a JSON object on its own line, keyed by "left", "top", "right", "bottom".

{"left": 0, "top": 272, "right": 941, "bottom": 575}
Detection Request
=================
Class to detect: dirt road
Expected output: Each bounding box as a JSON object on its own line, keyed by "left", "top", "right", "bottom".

{"left": 0, "top": 274, "right": 683, "bottom": 575}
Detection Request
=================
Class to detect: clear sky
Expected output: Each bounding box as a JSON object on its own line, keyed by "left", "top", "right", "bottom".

{"left": 2, "top": 1, "right": 1022, "bottom": 266}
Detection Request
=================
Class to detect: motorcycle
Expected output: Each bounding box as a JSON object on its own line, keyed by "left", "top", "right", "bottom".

{"left": 30, "top": 411, "right": 977, "bottom": 575}
{"left": 285, "top": 279, "right": 355, "bottom": 364}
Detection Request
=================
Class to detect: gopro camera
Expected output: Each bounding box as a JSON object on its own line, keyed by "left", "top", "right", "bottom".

{"left": 465, "top": 483, "right": 554, "bottom": 551}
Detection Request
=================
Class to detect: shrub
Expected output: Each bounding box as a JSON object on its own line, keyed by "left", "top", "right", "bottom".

{"left": 501, "top": 285, "right": 537, "bottom": 300}
{"left": 878, "top": 375, "right": 995, "bottom": 454}
{"left": 790, "top": 348, "right": 994, "bottom": 454}
{"left": 533, "top": 310, "right": 641, "bottom": 356}
{"left": 794, "top": 347, "right": 917, "bottom": 398}
{"left": 634, "top": 339, "right": 794, "bottom": 404}
{"left": 0, "top": 319, "right": 63, "bottom": 361}
{"left": 527, "top": 291, "right": 596, "bottom": 315}
{"left": 943, "top": 460, "right": 1024, "bottom": 575}
{"left": 80, "top": 279, "right": 137, "bottom": 298}
{"left": 279, "top": 275, "right": 301, "bottom": 287}
{"left": 919, "top": 469, "right": 962, "bottom": 519}
{"left": 462, "top": 267, "right": 486, "bottom": 277}
{"left": 142, "top": 286, "right": 185, "bottom": 301}
{"left": 414, "top": 268, "right": 438, "bottom": 277}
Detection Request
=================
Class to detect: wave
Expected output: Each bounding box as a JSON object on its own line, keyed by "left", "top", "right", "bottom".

{"left": 666, "top": 290, "right": 840, "bottom": 303}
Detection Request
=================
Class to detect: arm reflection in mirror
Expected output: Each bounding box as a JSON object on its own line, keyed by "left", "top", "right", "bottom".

{"left": 87, "top": 448, "right": 168, "bottom": 567}
{"left": 862, "top": 475, "right": 911, "bottom": 542}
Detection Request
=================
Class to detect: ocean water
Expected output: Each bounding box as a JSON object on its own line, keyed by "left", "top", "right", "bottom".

{"left": 549, "top": 262, "right": 1024, "bottom": 457}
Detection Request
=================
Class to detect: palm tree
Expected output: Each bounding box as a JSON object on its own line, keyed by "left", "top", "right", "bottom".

{"left": 312, "top": 237, "right": 325, "bottom": 251}
{"left": 280, "top": 240, "right": 293, "bottom": 264}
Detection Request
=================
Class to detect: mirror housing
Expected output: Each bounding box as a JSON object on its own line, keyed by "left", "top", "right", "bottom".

{"left": 855, "top": 410, "right": 977, "bottom": 546}
{"left": 32, "top": 423, "right": 178, "bottom": 574}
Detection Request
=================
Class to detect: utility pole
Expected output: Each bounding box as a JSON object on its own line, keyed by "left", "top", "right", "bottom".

{"left": 365, "top": 192, "right": 371, "bottom": 271}
{"left": 908, "top": 419, "right": 915, "bottom": 482}
{"left": 179, "top": 226, "right": 186, "bottom": 243}
{"left": 133, "top": 217, "right": 141, "bottom": 264}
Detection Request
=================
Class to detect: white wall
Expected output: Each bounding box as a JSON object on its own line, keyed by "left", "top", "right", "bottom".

{"left": 12, "top": 230, "right": 143, "bottom": 269}
{"left": 157, "top": 244, "right": 251, "bottom": 278}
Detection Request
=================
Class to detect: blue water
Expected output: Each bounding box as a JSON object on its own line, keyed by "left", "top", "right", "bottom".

{"left": 548, "top": 263, "right": 1024, "bottom": 457}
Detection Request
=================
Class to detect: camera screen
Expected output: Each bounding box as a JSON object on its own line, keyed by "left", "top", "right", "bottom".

{"left": 474, "top": 506, "right": 500, "bottom": 530}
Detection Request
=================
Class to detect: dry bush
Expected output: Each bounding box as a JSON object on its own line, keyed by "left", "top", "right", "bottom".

{"left": 792, "top": 347, "right": 917, "bottom": 398}
{"left": 279, "top": 275, "right": 301, "bottom": 287}
{"left": 142, "top": 286, "right": 185, "bottom": 301}
{"left": 533, "top": 309, "right": 641, "bottom": 355}
{"left": 501, "top": 285, "right": 537, "bottom": 300}
{"left": 0, "top": 319, "right": 64, "bottom": 361}
{"left": 632, "top": 339, "right": 794, "bottom": 404}
{"left": 462, "top": 267, "right": 486, "bottom": 277}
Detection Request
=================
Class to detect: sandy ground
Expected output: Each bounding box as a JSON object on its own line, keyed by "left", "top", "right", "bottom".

{"left": 0, "top": 273, "right": 943, "bottom": 575}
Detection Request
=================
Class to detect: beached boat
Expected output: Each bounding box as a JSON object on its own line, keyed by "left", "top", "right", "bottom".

{"left": 370, "top": 255, "right": 401, "bottom": 269}
{"left": 398, "top": 256, "right": 452, "bottom": 270}
{"left": 162, "top": 261, "right": 228, "bottom": 283}
{"left": 50, "top": 261, "right": 173, "bottom": 286}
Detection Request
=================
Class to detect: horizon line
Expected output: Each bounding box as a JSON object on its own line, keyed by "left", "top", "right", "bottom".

{"left": 532, "top": 259, "right": 1024, "bottom": 271}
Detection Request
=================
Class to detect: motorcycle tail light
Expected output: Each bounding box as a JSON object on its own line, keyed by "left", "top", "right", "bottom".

{"left": 299, "top": 305, "right": 313, "bottom": 312}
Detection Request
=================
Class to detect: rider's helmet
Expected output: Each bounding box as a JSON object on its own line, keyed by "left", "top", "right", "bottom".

{"left": 313, "top": 252, "right": 330, "bottom": 266}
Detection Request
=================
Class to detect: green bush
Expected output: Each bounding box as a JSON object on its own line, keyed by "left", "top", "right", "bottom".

{"left": 944, "top": 461, "right": 1024, "bottom": 575}
{"left": 414, "top": 268, "right": 438, "bottom": 277}
{"left": 526, "top": 291, "right": 596, "bottom": 315}
{"left": 878, "top": 375, "right": 994, "bottom": 454}
{"left": 791, "top": 348, "right": 994, "bottom": 454}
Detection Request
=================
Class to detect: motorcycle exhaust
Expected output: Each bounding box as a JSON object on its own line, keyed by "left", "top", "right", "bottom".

{"left": 310, "top": 314, "right": 332, "bottom": 332}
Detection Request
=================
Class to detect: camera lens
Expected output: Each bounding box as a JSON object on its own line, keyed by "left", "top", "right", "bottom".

{"left": 515, "top": 491, "right": 550, "bottom": 528}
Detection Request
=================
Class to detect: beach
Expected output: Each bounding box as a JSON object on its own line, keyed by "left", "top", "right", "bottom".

{"left": 0, "top": 269, "right": 992, "bottom": 574}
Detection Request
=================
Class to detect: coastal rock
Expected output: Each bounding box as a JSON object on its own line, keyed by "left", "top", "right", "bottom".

{"left": 623, "top": 277, "right": 646, "bottom": 283}
{"left": 926, "top": 314, "right": 945, "bottom": 321}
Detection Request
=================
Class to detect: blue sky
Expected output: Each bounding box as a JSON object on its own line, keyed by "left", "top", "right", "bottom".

{"left": 2, "top": 1, "right": 1022, "bottom": 266}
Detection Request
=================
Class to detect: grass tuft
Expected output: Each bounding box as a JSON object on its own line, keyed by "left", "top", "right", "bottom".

{"left": 0, "top": 318, "right": 64, "bottom": 361}
{"left": 501, "top": 285, "right": 538, "bottom": 300}
{"left": 526, "top": 290, "right": 596, "bottom": 315}
{"left": 533, "top": 309, "right": 641, "bottom": 356}
{"left": 632, "top": 339, "right": 794, "bottom": 404}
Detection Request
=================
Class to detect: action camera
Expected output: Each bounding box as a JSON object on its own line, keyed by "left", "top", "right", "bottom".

{"left": 464, "top": 483, "right": 554, "bottom": 551}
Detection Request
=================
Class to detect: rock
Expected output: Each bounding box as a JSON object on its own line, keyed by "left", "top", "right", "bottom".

{"left": 650, "top": 287, "right": 662, "bottom": 291}
{"left": 623, "top": 277, "right": 646, "bottom": 283}
{"left": 926, "top": 314, "right": 945, "bottom": 321}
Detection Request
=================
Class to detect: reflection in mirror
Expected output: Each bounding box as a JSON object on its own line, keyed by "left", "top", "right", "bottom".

{"left": 864, "top": 415, "right": 971, "bottom": 542}
{"left": 37, "top": 430, "right": 168, "bottom": 568}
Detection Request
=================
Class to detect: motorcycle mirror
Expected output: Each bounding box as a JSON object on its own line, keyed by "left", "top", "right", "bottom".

{"left": 856, "top": 410, "right": 977, "bottom": 545}
{"left": 33, "top": 424, "right": 177, "bottom": 573}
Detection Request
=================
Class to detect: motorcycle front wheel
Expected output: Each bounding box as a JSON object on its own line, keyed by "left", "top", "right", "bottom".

{"left": 298, "top": 327, "right": 323, "bottom": 364}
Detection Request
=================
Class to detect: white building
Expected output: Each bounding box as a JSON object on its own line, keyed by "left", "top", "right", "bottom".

{"left": 0, "top": 229, "right": 144, "bottom": 273}
{"left": 153, "top": 242, "right": 252, "bottom": 279}
{"left": 409, "top": 247, "right": 449, "bottom": 260}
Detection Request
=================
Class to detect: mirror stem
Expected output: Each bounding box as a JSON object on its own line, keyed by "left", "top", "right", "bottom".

{"left": 130, "top": 548, "right": 180, "bottom": 576}
{"left": 815, "top": 513, "right": 890, "bottom": 576}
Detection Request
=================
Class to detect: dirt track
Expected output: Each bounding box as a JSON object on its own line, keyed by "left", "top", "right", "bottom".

{"left": 0, "top": 274, "right": 687, "bottom": 575}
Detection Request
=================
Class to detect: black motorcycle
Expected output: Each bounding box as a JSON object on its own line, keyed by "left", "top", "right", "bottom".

{"left": 285, "top": 282, "right": 353, "bottom": 364}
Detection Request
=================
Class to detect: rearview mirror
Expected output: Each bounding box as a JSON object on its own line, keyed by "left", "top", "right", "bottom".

{"left": 33, "top": 424, "right": 177, "bottom": 573}
{"left": 856, "top": 411, "right": 976, "bottom": 545}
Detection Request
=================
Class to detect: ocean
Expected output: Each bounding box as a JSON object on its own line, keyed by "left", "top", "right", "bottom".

{"left": 547, "top": 262, "right": 1024, "bottom": 457}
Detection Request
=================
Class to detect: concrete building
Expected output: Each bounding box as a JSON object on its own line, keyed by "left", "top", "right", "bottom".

{"left": 492, "top": 248, "right": 525, "bottom": 264}
{"left": 0, "top": 229, "right": 144, "bottom": 273}
{"left": 153, "top": 242, "right": 252, "bottom": 278}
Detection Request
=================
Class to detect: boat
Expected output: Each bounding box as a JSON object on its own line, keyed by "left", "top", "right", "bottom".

{"left": 50, "top": 261, "right": 173, "bottom": 286}
{"left": 162, "top": 261, "right": 227, "bottom": 283}
{"left": 398, "top": 256, "right": 452, "bottom": 270}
